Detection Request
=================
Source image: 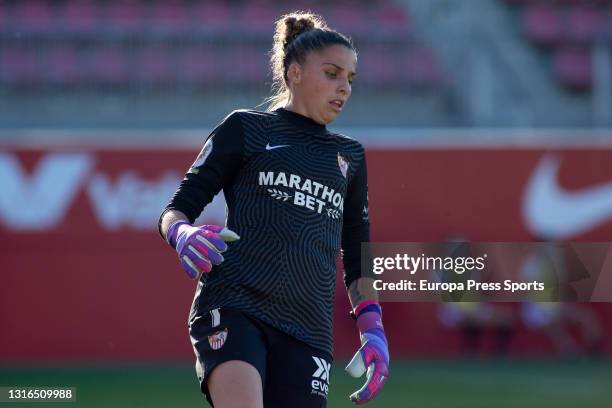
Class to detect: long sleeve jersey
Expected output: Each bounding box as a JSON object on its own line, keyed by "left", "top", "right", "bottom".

{"left": 162, "top": 107, "right": 370, "bottom": 355}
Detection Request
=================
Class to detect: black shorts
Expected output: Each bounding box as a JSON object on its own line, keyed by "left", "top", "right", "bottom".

{"left": 189, "top": 308, "right": 333, "bottom": 408}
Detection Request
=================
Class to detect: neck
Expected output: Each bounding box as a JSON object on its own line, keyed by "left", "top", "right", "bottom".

{"left": 284, "top": 98, "right": 320, "bottom": 124}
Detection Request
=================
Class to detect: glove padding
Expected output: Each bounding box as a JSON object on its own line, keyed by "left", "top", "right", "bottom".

{"left": 345, "top": 303, "right": 389, "bottom": 405}
{"left": 167, "top": 221, "right": 240, "bottom": 279}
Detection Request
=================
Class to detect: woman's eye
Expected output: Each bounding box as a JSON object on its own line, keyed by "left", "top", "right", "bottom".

{"left": 326, "top": 72, "right": 337, "bottom": 78}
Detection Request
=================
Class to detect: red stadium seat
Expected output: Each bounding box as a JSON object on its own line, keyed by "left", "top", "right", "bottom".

{"left": 191, "top": 1, "right": 232, "bottom": 34}
{"left": 0, "top": 47, "right": 41, "bottom": 87}
{"left": 0, "top": 2, "right": 9, "bottom": 32}
{"left": 503, "top": 0, "right": 611, "bottom": 92}
{"left": 555, "top": 0, "right": 609, "bottom": 5}
{"left": 105, "top": 0, "right": 145, "bottom": 34}
{"left": 374, "top": 3, "right": 411, "bottom": 37}
{"left": 178, "top": 46, "right": 222, "bottom": 86}
{"left": 567, "top": 5, "right": 605, "bottom": 43}
{"left": 224, "top": 47, "right": 268, "bottom": 85}
{"left": 61, "top": 0, "right": 100, "bottom": 35}
{"left": 400, "top": 47, "right": 446, "bottom": 87}
{"left": 502, "top": 0, "right": 527, "bottom": 6}
{"left": 329, "top": 5, "right": 367, "bottom": 35}
{"left": 14, "top": 0, "right": 57, "bottom": 35}
{"left": 280, "top": 0, "right": 319, "bottom": 13}
{"left": 135, "top": 47, "right": 175, "bottom": 86}
{"left": 553, "top": 46, "right": 592, "bottom": 89}
{"left": 522, "top": 3, "right": 563, "bottom": 46}
{"left": 87, "top": 47, "right": 131, "bottom": 86}
{"left": 359, "top": 48, "right": 397, "bottom": 87}
{"left": 44, "top": 45, "right": 83, "bottom": 87}
{"left": 240, "top": 2, "right": 276, "bottom": 36}
{"left": 150, "top": 0, "right": 190, "bottom": 34}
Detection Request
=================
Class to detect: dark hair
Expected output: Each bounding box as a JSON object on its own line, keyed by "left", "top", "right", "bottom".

{"left": 264, "top": 11, "right": 356, "bottom": 110}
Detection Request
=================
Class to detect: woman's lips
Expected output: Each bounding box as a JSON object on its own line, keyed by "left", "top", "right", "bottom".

{"left": 329, "top": 100, "right": 344, "bottom": 112}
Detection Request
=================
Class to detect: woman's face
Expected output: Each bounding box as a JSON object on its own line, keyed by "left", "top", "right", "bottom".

{"left": 287, "top": 44, "right": 357, "bottom": 125}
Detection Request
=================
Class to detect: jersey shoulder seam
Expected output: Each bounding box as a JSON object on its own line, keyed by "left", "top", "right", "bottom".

{"left": 327, "top": 131, "right": 364, "bottom": 149}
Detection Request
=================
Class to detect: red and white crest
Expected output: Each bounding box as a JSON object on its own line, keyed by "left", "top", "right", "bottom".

{"left": 337, "top": 153, "right": 348, "bottom": 178}
{"left": 208, "top": 328, "right": 228, "bottom": 350}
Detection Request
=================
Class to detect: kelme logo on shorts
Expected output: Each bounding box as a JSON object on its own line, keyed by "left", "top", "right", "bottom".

{"left": 311, "top": 356, "right": 330, "bottom": 398}
{"left": 208, "top": 328, "right": 228, "bottom": 350}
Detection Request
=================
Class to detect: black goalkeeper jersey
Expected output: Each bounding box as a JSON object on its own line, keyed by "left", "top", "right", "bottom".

{"left": 164, "top": 108, "right": 370, "bottom": 355}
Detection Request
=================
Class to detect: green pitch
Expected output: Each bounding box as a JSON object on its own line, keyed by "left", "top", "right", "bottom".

{"left": 1, "top": 360, "right": 610, "bottom": 407}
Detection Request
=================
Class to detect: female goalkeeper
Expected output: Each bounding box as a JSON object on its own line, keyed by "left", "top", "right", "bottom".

{"left": 159, "top": 12, "right": 389, "bottom": 408}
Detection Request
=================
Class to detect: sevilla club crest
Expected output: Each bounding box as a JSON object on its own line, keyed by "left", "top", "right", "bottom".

{"left": 208, "top": 328, "right": 228, "bottom": 350}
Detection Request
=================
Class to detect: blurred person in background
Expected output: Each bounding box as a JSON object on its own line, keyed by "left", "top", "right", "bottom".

{"left": 437, "top": 238, "right": 515, "bottom": 357}
{"left": 520, "top": 240, "right": 603, "bottom": 358}
{"left": 158, "top": 11, "right": 388, "bottom": 407}
{"left": 439, "top": 301, "right": 515, "bottom": 357}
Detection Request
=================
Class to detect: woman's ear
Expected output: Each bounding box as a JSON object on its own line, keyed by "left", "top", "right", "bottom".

{"left": 286, "top": 62, "right": 302, "bottom": 85}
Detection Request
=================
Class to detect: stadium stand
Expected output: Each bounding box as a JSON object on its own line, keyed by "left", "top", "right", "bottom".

{"left": 63, "top": 0, "right": 100, "bottom": 35}
{"left": 150, "top": 1, "right": 191, "bottom": 35}
{"left": 0, "top": 0, "right": 457, "bottom": 128}
{"left": 44, "top": 43, "right": 83, "bottom": 87}
{"left": 86, "top": 46, "right": 131, "bottom": 86}
{"left": 14, "top": 0, "right": 57, "bottom": 35}
{"left": 0, "top": 0, "right": 445, "bottom": 90}
{"left": 0, "top": 46, "right": 41, "bottom": 87}
{"left": 505, "top": 0, "right": 612, "bottom": 90}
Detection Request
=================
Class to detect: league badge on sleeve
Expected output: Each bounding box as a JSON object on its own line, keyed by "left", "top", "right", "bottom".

{"left": 337, "top": 153, "right": 348, "bottom": 178}
{"left": 208, "top": 328, "right": 228, "bottom": 350}
{"left": 189, "top": 139, "right": 213, "bottom": 174}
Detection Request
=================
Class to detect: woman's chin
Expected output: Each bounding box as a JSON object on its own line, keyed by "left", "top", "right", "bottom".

{"left": 321, "top": 110, "right": 339, "bottom": 124}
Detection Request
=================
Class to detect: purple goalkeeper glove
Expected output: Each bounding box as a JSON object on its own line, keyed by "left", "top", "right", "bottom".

{"left": 166, "top": 220, "right": 240, "bottom": 279}
{"left": 345, "top": 301, "right": 389, "bottom": 405}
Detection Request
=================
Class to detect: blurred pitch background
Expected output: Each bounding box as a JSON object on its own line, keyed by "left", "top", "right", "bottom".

{"left": 1, "top": 0, "right": 611, "bottom": 407}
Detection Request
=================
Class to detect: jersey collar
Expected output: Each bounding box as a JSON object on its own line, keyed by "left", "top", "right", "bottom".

{"left": 275, "top": 108, "right": 327, "bottom": 132}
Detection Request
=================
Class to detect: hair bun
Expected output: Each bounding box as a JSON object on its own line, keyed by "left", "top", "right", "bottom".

{"left": 283, "top": 15, "right": 317, "bottom": 49}
{"left": 266, "top": 11, "right": 351, "bottom": 111}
